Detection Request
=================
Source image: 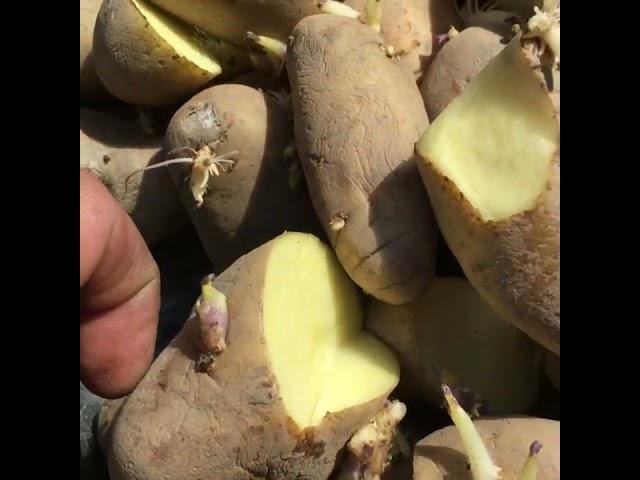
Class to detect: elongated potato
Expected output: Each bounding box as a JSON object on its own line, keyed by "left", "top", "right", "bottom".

{"left": 420, "top": 26, "right": 506, "bottom": 120}
{"left": 80, "top": 0, "right": 109, "bottom": 103}
{"left": 345, "top": 0, "right": 460, "bottom": 81}
{"left": 287, "top": 14, "right": 438, "bottom": 305}
{"left": 164, "top": 84, "right": 322, "bottom": 271}
{"left": 367, "top": 278, "right": 540, "bottom": 414}
{"left": 101, "top": 232, "right": 400, "bottom": 480}
{"left": 93, "top": 0, "right": 251, "bottom": 106}
{"left": 414, "top": 417, "right": 560, "bottom": 479}
{"left": 416, "top": 36, "right": 560, "bottom": 354}
{"left": 145, "top": 0, "right": 325, "bottom": 48}
{"left": 80, "top": 109, "right": 188, "bottom": 246}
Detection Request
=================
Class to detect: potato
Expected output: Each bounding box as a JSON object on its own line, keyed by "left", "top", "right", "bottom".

{"left": 367, "top": 277, "right": 540, "bottom": 414}
{"left": 93, "top": 0, "right": 252, "bottom": 106}
{"left": 415, "top": 35, "right": 560, "bottom": 354}
{"left": 101, "top": 232, "right": 400, "bottom": 480}
{"left": 145, "top": 0, "right": 325, "bottom": 48}
{"left": 164, "top": 83, "right": 322, "bottom": 271}
{"left": 420, "top": 27, "right": 506, "bottom": 120}
{"left": 80, "top": 0, "right": 110, "bottom": 103}
{"left": 344, "top": 0, "right": 460, "bottom": 81}
{"left": 287, "top": 14, "right": 438, "bottom": 306}
{"left": 414, "top": 417, "right": 560, "bottom": 479}
{"left": 80, "top": 108, "right": 189, "bottom": 246}
{"left": 544, "top": 351, "right": 560, "bottom": 391}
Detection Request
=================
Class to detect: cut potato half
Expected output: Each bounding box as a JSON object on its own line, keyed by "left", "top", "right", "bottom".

{"left": 416, "top": 36, "right": 560, "bottom": 355}
{"left": 93, "top": 0, "right": 251, "bottom": 106}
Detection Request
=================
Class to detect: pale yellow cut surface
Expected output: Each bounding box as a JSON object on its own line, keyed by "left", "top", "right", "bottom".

{"left": 131, "top": 0, "right": 222, "bottom": 74}
{"left": 416, "top": 38, "right": 559, "bottom": 222}
{"left": 264, "top": 233, "right": 399, "bottom": 428}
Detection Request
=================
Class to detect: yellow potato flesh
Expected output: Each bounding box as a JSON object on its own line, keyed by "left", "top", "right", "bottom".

{"left": 264, "top": 233, "right": 399, "bottom": 428}
{"left": 131, "top": 0, "right": 222, "bottom": 74}
{"left": 416, "top": 38, "right": 559, "bottom": 222}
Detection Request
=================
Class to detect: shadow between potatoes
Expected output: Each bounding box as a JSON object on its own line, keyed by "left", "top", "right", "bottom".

{"left": 150, "top": 225, "right": 213, "bottom": 357}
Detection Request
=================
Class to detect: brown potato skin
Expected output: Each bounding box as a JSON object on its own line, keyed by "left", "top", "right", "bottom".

{"left": 345, "top": 0, "right": 460, "bottom": 81}
{"left": 420, "top": 27, "right": 505, "bottom": 120}
{"left": 80, "top": 0, "right": 110, "bottom": 103}
{"left": 93, "top": 0, "right": 222, "bottom": 106}
{"left": 101, "top": 235, "right": 389, "bottom": 480}
{"left": 146, "top": 0, "right": 323, "bottom": 47}
{"left": 287, "top": 15, "right": 437, "bottom": 305}
{"left": 418, "top": 152, "right": 560, "bottom": 354}
{"left": 414, "top": 417, "right": 560, "bottom": 479}
{"left": 80, "top": 109, "right": 189, "bottom": 247}
{"left": 165, "top": 84, "right": 322, "bottom": 271}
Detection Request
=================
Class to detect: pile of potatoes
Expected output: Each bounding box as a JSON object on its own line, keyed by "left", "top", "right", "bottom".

{"left": 80, "top": 0, "right": 560, "bottom": 478}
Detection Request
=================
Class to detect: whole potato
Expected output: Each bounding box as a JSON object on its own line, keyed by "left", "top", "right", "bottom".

{"left": 164, "top": 84, "right": 322, "bottom": 271}
{"left": 367, "top": 277, "right": 541, "bottom": 414}
{"left": 420, "top": 26, "right": 506, "bottom": 120}
{"left": 287, "top": 14, "right": 438, "bottom": 305}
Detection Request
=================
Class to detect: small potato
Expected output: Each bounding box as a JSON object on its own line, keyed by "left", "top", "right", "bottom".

{"left": 164, "top": 84, "right": 321, "bottom": 271}
{"left": 100, "top": 232, "right": 400, "bottom": 480}
{"left": 93, "top": 0, "right": 251, "bottom": 106}
{"left": 414, "top": 417, "right": 560, "bottom": 479}
{"left": 287, "top": 14, "right": 438, "bottom": 305}
{"left": 80, "top": 108, "right": 188, "bottom": 246}
{"left": 420, "top": 26, "right": 506, "bottom": 120}
{"left": 80, "top": 0, "right": 110, "bottom": 103}
{"left": 345, "top": 0, "right": 461, "bottom": 81}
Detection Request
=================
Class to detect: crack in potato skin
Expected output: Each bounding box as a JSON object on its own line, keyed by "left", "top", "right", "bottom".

{"left": 287, "top": 15, "right": 438, "bottom": 305}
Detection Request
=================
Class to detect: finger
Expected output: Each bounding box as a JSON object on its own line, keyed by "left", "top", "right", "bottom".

{"left": 80, "top": 169, "right": 160, "bottom": 398}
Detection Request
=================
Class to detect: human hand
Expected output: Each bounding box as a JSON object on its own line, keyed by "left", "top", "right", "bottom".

{"left": 80, "top": 169, "right": 160, "bottom": 398}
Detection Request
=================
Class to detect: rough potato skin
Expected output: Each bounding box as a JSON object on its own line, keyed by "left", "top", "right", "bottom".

{"left": 418, "top": 153, "right": 560, "bottom": 354}
{"left": 102, "top": 236, "right": 389, "bottom": 480}
{"left": 345, "top": 0, "right": 460, "bottom": 81}
{"left": 165, "top": 84, "right": 322, "bottom": 271}
{"left": 414, "top": 417, "right": 560, "bottom": 479}
{"left": 93, "top": 0, "right": 223, "bottom": 106}
{"left": 420, "top": 27, "right": 505, "bottom": 120}
{"left": 80, "top": 0, "right": 109, "bottom": 103}
{"left": 287, "top": 15, "right": 438, "bottom": 305}
{"left": 146, "top": 0, "right": 322, "bottom": 48}
{"left": 80, "top": 109, "right": 188, "bottom": 247}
